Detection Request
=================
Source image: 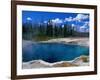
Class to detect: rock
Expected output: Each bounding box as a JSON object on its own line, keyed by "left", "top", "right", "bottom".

{"left": 53, "top": 62, "right": 78, "bottom": 67}
{"left": 22, "top": 60, "right": 52, "bottom": 69}
{"left": 72, "top": 55, "right": 89, "bottom": 66}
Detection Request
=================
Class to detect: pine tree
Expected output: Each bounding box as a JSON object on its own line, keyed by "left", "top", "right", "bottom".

{"left": 54, "top": 25, "right": 58, "bottom": 37}
{"left": 63, "top": 24, "right": 67, "bottom": 37}
{"left": 46, "top": 20, "right": 53, "bottom": 37}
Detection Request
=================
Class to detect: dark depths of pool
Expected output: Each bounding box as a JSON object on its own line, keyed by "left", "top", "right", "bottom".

{"left": 22, "top": 43, "right": 89, "bottom": 63}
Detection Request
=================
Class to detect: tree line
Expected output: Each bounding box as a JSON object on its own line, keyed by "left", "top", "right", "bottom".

{"left": 22, "top": 20, "right": 88, "bottom": 40}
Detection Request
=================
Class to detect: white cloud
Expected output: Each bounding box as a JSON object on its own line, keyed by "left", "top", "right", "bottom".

{"left": 79, "top": 21, "right": 89, "bottom": 32}
{"left": 79, "top": 26, "right": 86, "bottom": 32}
{"left": 62, "top": 24, "right": 64, "bottom": 28}
{"left": 64, "top": 17, "right": 73, "bottom": 22}
{"left": 52, "top": 18, "right": 63, "bottom": 24}
{"left": 64, "top": 14, "right": 89, "bottom": 22}
{"left": 44, "top": 21, "right": 47, "bottom": 23}
{"left": 27, "top": 17, "right": 32, "bottom": 21}
{"left": 73, "top": 14, "right": 89, "bottom": 22}
{"left": 86, "top": 29, "right": 89, "bottom": 32}
{"left": 72, "top": 24, "right": 75, "bottom": 27}
{"left": 84, "top": 21, "right": 89, "bottom": 26}
{"left": 80, "top": 25, "right": 86, "bottom": 29}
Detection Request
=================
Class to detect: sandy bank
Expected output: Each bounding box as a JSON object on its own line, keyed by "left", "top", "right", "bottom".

{"left": 39, "top": 37, "right": 89, "bottom": 47}
{"left": 23, "top": 37, "right": 89, "bottom": 47}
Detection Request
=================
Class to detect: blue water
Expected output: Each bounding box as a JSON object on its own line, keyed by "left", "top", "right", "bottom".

{"left": 22, "top": 43, "right": 89, "bottom": 63}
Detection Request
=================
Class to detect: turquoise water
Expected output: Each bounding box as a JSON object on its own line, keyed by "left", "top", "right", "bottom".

{"left": 22, "top": 43, "right": 89, "bottom": 63}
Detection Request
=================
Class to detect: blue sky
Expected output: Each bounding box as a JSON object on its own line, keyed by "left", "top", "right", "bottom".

{"left": 22, "top": 11, "right": 90, "bottom": 32}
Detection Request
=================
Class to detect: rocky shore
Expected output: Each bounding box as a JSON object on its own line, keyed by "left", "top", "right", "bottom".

{"left": 22, "top": 55, "right": 89, "bottom": 69}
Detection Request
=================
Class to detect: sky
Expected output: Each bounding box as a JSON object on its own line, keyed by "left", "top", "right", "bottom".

{"left": 22, "top": 11, "right": 90, "bottom": 32}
